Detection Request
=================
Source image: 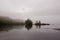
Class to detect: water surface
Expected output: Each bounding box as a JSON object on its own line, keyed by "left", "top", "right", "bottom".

{"left": 0, "top": 24, "right": 60, "bottom": 40}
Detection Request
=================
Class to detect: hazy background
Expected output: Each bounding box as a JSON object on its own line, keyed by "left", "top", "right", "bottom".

{"left": 0, "top": 0, "right": 60, "bottom": 24}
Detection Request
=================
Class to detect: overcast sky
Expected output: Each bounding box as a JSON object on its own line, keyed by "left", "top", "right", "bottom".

{"left": 0, "top": 0, "right": 60, "bottom": 23}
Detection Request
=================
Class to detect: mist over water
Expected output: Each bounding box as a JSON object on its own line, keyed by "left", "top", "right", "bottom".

{"left": 0, "top": 0, "right": 60, "bottom": 40}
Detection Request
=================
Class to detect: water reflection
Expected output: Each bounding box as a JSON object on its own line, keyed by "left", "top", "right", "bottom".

{"left": 0, "top": 25, "right": 24, "bottom": 32}
{"left": 0, "top": 25, "right": 12, "bottom": 32}
{"left": 25, "top": 24, "right": 41, "bottom": 30}
{"left": 25, "top": 24, "right": 32, "bottom": 30}
{"left": 0, "top": 24, "right": 51, "bottom": 32}
{"left": 0, "top": 24, "right": 42, "bottom": 32}
{"left": 35, "top": 25, "right": 41, "bottom": 29}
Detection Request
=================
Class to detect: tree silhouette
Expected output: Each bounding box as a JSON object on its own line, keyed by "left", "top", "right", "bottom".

{"left": 25, "top": 19, "right": 33, "bottom": 30}
{"left": 35, "top": 20, "right": 41, "bottom": 25}
{"left": 25, "top": 19, "right": 33, "bottom": 25}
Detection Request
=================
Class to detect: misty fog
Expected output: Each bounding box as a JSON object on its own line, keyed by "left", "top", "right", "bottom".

{"left": 0, "top": 0, "right": 60, "bottom": 24}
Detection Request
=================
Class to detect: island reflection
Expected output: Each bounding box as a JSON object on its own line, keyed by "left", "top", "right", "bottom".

{"left": 0, "top": 24, "right": 44, "bottom": 32}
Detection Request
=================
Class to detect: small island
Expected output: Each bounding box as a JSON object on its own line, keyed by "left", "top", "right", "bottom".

{"left": 25, "top": 19, "right": 50, "bottom": 26}
{"left": 35, "top": 20, "right": 50, "bottom": 25}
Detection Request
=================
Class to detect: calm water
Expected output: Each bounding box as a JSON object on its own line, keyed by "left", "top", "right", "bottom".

{"left": 0, "top": 24, "right": 60, "bottom": 40}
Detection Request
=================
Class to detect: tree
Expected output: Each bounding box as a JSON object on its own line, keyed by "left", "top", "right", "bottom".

{"left": 25, "top": 19, "right": 33, "bottom": 25}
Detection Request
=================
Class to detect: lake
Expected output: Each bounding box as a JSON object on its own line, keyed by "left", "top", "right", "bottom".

{"left": 0, "top": 24, "right": 60, "bottom": 40}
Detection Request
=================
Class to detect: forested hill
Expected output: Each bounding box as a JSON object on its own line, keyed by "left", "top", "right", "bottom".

{"left": 0, "top": 16, "right": 24, "bottom": 25}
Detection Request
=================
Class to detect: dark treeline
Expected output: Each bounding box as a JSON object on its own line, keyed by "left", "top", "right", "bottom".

{"left": 0, "top": 16, "right": 25, "bottom": 25}
{"left": 0, "top": 16, "right": 50, "bottom": 26}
